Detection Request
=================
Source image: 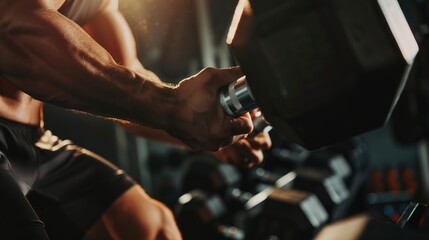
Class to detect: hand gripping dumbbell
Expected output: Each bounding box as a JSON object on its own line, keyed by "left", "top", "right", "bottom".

{"left": 220, "top": 0, "right": 418, "bottom": 150}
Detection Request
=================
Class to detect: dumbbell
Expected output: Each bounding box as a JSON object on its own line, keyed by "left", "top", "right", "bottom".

{"left": 265, "top": 143, "right": 310, "bottom": 170}
{"left": 239, "top": 167, "right": 347, "bottom": 239}
{"left": 176, "top": 187, "right": 328, "bottom": 240}
{"left": 175, "top": 190, "right": 245, "bottom": 240}
{"left": 302, "top": 152, "right": 351, "bottom": 179}
{"left": 288, "top": 151, "right": 351, "bottom": 215}
{"left": 179, "top": 153, "right": 346, "bottom": 237}
{"left": 178, "top": 156, "right": 329, "bottom": 239}
{"left": 183, "top": 155, "right": 347, "bottom": 220}
{"left": 245, "top": 188, "right": 329, "bottom": 240}
{"left": 292, "top": 167, "right": 350, "bottom": 216}
{"left": 181, "top": 154, "right": 265, "bottom": 213}
{"left": 246, "top": 159, "right": 350, "bottom": 217}
{"left": 181, "top": 154, "right": 242, "bottom": 195}
{"left": 247, "top": 167, "right": 288, "bottom": 189}
{"left": 250, "top": 168, "right": 349, "bottom": 220}
{"left": 249, "top": 149, "right": 352, "bottom": 187}
{"left": 220, "top": 0, "right": 418, "bottom": 150}
{"left": 313, "top": 140, "right": 370, "bottom": 220}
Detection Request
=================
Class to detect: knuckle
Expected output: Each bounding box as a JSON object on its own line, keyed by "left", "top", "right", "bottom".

{"left": 202, "top": 67, "right": 216, "bottom": 75}
{"left": 237, "top": 126, "right": 253, "bottom": 136}
{"left": 244, "top": 122, "right": 254, "bottom": 134}
{"left": 256, "top": 154, "right": 264, "bottom": 164}
{"left": 229, "top": 66, "right": 243, "bottom": 79}
{"left": 264, "top": 137, "right": 273, "bottom": 149}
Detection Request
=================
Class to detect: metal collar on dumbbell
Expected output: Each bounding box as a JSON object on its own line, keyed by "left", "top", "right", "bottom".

{"left": 219, "top": 76, "right": 258, "bottom": 116}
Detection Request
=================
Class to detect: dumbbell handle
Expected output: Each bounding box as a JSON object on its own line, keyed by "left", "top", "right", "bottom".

{"left": 219, "top": 76, "right": 258, "bottom": 116}
{"left": 219, "top": 76, "right": 272, "bottom": 136}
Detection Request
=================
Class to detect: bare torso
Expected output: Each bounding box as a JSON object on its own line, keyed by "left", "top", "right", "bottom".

{"left": 0, "top": 80, "right": 43, "bottom": 126}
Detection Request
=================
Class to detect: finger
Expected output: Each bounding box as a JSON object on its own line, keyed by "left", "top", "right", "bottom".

{"left": 250, "top": 108, "right": 261, "bottom": 118}
{"left": 212, "top": 147, "right": 233, "bottom": 164}
{"left": 224, "top": 66, "right": 244, "bottom": 80}
{"left": 248, "top": 132, "right": 272, "bottom": 150}
{"left": 214, "top": 66, "right": 244, "bottom": 87}
{"left": 231, "top": 140, "right": 252, "bottom": 167}
{"left": 229, "top": 113, "right": 253, "bottom": 136}
{"left": 247, "top": 150, "right": 264, "bottom": 167}
{"left": 236, "top": 139, "right": 264, "bottom": 167}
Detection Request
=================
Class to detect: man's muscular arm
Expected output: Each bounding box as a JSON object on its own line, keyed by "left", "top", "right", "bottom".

{"left": 0, "top": 0, "right": 252, "bottom": 151}
{"left": 81, "top": 0, "right": 271, "bottom": 166}
{"left": 0, "top": 1, "right": 172, "bottom": 127}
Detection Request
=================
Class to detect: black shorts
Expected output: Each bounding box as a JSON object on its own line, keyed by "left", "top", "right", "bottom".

{"left": 0, "top": 118, "right": 136, "bottom": 239}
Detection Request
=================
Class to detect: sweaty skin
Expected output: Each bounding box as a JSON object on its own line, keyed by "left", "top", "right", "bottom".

{"left": 0, "top": 0, "right": 253, "bottom": 152}
{"left": 0, "top": 0, "right": 271, "bottom": 239}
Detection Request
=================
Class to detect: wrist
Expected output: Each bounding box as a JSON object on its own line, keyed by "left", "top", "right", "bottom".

{"left": 154, "top": 85, "right": 180, "bottom": 130}
{"left": 130, "top": 80, "right": 179, "bottom": 131}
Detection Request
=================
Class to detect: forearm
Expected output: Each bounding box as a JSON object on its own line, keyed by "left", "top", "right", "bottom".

{"left": 121, "top": 64, "right": 184, "bottom": 146}
{"left": 0, "top": 3, "right": 174, "bottom": 129}
{"left": 0, "top": 2, "right": 253, "bottom": 152}
{"left": 124, "top": 124, "right": 188, "bottom": 147}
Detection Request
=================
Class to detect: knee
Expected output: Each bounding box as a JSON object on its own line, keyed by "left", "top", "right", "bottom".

{"left": 150, "top": 203, "right": 181, "bottom": 240}
{"left": 101, "top": 185, "right": 182, "bottom": 240}
{"left": 132, "top": 198, "right": 182, "bottom": 240}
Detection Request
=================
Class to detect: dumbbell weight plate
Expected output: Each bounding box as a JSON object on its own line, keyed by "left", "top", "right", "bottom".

{"left": 246, "top": 188, "right": 328, "bottom": 240}
{"left": 226, "top": 0, "right": 418, "bottom": 150}
{"left": 293, "top": 168, "right": 350, "bottom": 214}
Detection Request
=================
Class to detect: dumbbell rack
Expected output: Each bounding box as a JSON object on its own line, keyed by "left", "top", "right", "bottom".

{"left": 176, "top": 139, "right": 370, "bottom": 240}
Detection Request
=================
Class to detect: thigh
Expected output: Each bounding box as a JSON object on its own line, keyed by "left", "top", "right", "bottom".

{"left": 27, "top": 146, "right": 135, "bottom": 240}
{"left": 96, "top": 185, "right": 182, "bottom": 240}
{"left": 0, "top": 153, "right": 49, "bottom": 240}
